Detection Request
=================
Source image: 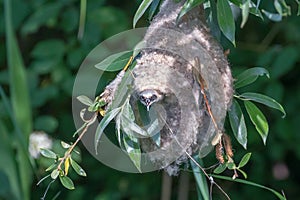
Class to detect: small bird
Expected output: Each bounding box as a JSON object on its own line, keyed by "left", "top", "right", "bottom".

{"left": 138, "top": 89, "right": 163, "bottom": 111}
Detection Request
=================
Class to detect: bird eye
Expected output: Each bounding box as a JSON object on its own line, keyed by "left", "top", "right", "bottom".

{"left": 150, "top": 95, "right": 157, "bottom": 101}
{"left": 140, "top": 96, "right": 145, "bottom": 101}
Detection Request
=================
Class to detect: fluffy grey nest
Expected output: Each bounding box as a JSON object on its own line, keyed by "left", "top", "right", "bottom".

{"left": 130, "top": 0, "right": 233, "bottom": 175}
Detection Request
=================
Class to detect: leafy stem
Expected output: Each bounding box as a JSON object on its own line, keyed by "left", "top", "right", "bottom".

{"left": 57, "top": 113, "right": 98, "bottom": 172}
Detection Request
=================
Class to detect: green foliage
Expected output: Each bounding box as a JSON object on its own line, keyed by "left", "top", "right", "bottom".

{"left": 1, "top": 0, "right": 299, "bottom": 199}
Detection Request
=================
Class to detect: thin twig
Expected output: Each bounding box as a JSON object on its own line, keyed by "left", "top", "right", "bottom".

{"left": 57, "top": 113, "right": 98, "bottom": 171}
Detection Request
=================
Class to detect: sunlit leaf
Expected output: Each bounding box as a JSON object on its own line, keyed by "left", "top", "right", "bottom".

{"left": 133, "top": 0, "right": 153, "bottom": 28}
{"left": 70, "top": 158, "right": 87, "bottom": 177}
{"left": 122, "top": 133, "right": 142, "bottom": 172}
{"left": 77, "top": 95, "right": 93, "bottom": 106}
{"left": 239, "top": 92, "right": 286, "bottom": 117}
{"left": 234, "top": 67, "right": 269, "bottom": 89}
{"left": 176, "top": 0, "right": 206, "bottom": 23}
{"left": 238, "top": 152, "right": 252, "bottom": 168}
{"left": 244, "top": 101, "right": 269, "bottom": 145}
{"left": 228, "top": 99, "right": 247, "bottom": 149}
{"left": 64, "top": 157, "right": 70, "bottom": 176}
{"left": 61, "top": 141, "right": 71, "bottom": 149}
{"left": 95, "top": 51, "right": 133, "bottom": 72}
{"left": 217, "top": 0, "right": 236, "bottom": 45}
{"left": 59, "top": 175, "right": 75, "bottom": 190}
{"left": 94, "top": 107, "right": 122, "bottom": 153}
{"left": 274, "top": 0, "right": 283, "bottom": 15}
{"left": 240, "top": 0, "right": 250, "bottom": 28}
{"left": 51, "top": 169, "right": 59, "bottom": 180}
{"left": 262, "top": 9, "right": 282, "bottom": 22}
{"left": 212, "top": 175, "right": 286, "bottom": 200}
{"left": 40, "top": 148, "right": 57, "bottom": 159}
{"left": 214, "top": 163, "right": 227, "bottom": 174}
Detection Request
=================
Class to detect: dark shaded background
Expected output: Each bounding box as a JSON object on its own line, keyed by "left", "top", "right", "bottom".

{"left": 0, "top": 0, "right": 299, "bottom": 199}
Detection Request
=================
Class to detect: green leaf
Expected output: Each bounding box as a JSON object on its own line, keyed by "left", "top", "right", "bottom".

{"left": 133, "top": 0, "right": 153, "bottom": 28}
{"left": 244, "top": 101, "right": 269, "bottom": 145}
{"left": 94, "top": 107, "right": 122, "bottom": 154}
{"left": 274, "top": 0, "right": 283, "bottom": 15}
{"left": 95, "top": 51, "right": 133, "bottom": 72}
{"left": 122, "top": 133, "right": 142, "bottom": 172}
{"left": 296, "top": 0, "right": 300, "bottom": 15}
{"left": 234, "top": 67, "right": 269, "bottom": 89}
{"left": 240, "top": 0, "right": 250, "bottom": 28}
{"left": 148, "top": 0, "right": 160, "bottom": 20}
{"left": 40, "top": 148, "right": 57, "bottom": 159}
{"left": 51, "top": 169, "right": 59, "bottom": 180}
{"left": 237, "top": 168, "right": 248, "bottom": 179}
{"left": 212, "top": 175, "right": 287, "bottom": 200}
{"left": 227, "top": 162, "right": 236, "bottom": 170}
{"left": 59, "top": 175, "right": 75, "bottom": 190}
{"left": 238, "top": 153, "right": 252, "bottom": 168}
{"left": 239, "top": 92, "right": 286, "bottom": 117}
{"left": 5, "top": 0, "right": 32, "bottom": 144}
{"left": 262, "top": 10, "right": 282, "bottom": 22}
{"left": 177, "top": 0, "right": 206, "bottom": 23}
{"left": 77, "top": 95, "right": 93, "bottom": 106}
{"left": 190, "top": 156, "right": 210, "bottom": 200}
{"left": 228, "top": 99, "right": 247, "bottom": 149}
{"left": 45, "top": 163, "right": 57, "bottom": 172}
{"left": 70, "top": 158, "right": 87, "bottom": 177}
{"left": 217, "top": 0, "right": 236, "bottom": 45}
{"left": 61, "top": 141, "right": 71, "bottom": 149}
{"left": 213, "top": 163, "right": 227, "bottom": 174}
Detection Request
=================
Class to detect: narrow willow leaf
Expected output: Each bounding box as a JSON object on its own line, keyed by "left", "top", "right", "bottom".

{"left": 45, "top": 163, "right": 57, "bottom": 172}
{"left": 148, "top": 0, "right": 160, "bottom": 20}
{"left": 237, "top": 168, "right": 248, "bottom": 179}
{"left": 217, "top": 0, "right": 236, "bottom": 45}
{"left": 190, "top": 156, "right": 210, "bottom": 200}
{"left": 262, "top": 9, "right": 282, "bottom": 22}
{"left": 234, "top": 67, "right": 269, "bottom": 89}
{"left": 227, "top": 162, "right": 236, "bottom": 170}
{"left": 212, "top": 175, "right": 286, "bottom": 200}
{"left": 240, "top": 92, "right": 286, "bottom": 117}
{"left": 61, "top": 141, "right": 71, "bottom": 149}
{"left": 296, "top": 0, "right": 300, "bottom": 15}
{"left": 213, "top": 163, "right": 227, "bottom": 174}
{"left": 40, "top": 148, "right": 57, "bottom": 159}
{"left": 244, "top": 101, "right": 269, "bottom": 145}
{"left": 240, "top": 0, "right": 250, "bottom": 28}
{"left": 51, "top": 169, "right": 59, "bottom": 180}
{"left": 177, "top": 0, "right": 206, "bottom": 23}
{"left": 228, "top": 99, "right": 247, "bottom": 149}
{"left": 78, "top": 0, "right": 87, "bottom": 39}
{"left": 133, "top": 0, "right": 153, "bottom": 28}
{"left": 77, "top": 95, "right": 93, "bottom": 106}
{"left": 238, "top": 152, "right": 252, "bottom": 168}
{"left": 64, "top": 157, "right": 70, "bottom": 176}
{"left": 36, "top": 174, "right": 51, "bottom": 186}
{"left": 95, "top": 51, "right": 133, "bottom": 72}
{"left": 70, "top": 158, "right": 87, "bottom": 177}
{"left": 59, "top": 175, "right": 75, "bottom": 190}
{"left": 94, "top": 107, "right": 122, "bottom": 154}
{"left": 123, "top": 133, "right": 142, "bottom": 172}
{"left": 274, "top": 0, "right": 283, "bottom": 15}
{"left": 5, "top": 0, "right": 32, "bottom": 140}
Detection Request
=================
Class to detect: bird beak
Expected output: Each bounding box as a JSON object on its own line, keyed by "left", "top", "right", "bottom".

{"left": 146, "top": 105, "right": 150, "bottom": 111}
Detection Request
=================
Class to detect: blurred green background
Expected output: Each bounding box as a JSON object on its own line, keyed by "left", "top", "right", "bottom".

{"left": 0, "top": 0, "right": 300, "bottom": 199}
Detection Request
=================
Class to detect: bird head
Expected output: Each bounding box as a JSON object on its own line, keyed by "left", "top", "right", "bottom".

{"left": 138, "top": 89, "right": 163, "bottom": 111}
